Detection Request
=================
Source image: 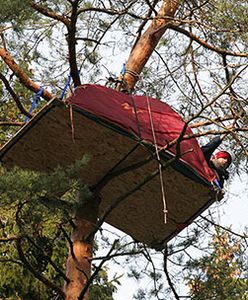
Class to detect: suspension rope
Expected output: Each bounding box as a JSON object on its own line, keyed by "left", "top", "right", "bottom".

{"left": 110, "top": 64, "right": 142, "bottom": 139}
{"left": 24, "top": 86, "right": 43, "bottom": 122}
{"left": 146, "top": 94, "right": 168, "bottom": 224}
{"left": 128, "top": 92, "right": 142, "bottom": 138}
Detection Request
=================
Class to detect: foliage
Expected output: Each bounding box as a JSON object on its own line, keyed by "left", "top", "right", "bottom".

{"left": 89, "top": 268, "right": 118, "bottom": 300}
{"left": 0, "top": 161, "right": 117, "bottom": 299}
{"left": 0, "top": 0, "right": 248, "bottom": 299}
{"left": 0, "top": 0, "right": 33, "bottom": 27}
{"left": 185, "top": 228, "right": 248, "bottom": 300}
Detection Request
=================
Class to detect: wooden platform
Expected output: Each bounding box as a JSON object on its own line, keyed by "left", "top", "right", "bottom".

{"left": 0, "top": 99, "right": 215, "bottom": 249}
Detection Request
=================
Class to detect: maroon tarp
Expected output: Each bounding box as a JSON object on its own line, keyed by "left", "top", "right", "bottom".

{"left": 67, "top": 84, "right": 216, "bottom": 183}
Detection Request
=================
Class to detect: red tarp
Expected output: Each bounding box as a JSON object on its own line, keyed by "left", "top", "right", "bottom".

{"left": 67, "top": 84, "right": 216, "bottom": 183}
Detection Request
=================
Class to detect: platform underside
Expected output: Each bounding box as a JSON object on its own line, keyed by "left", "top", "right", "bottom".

{"left": 0, "top": 99, "right": 214, "bottom": 248}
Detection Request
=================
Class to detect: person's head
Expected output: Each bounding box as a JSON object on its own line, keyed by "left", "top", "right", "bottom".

{"left": 211, "top": 151, "right": 232, "bottom": 170}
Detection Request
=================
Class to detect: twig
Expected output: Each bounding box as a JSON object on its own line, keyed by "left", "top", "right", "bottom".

{"left": 78, "top": 239, "right": 118, "bottom": 300}
{"left": 200, "top": 215, "right": 248, "bottom": 239}
{"left": 16, "top": 237, "right": 65, "bottom": 298}
{"left": 163, "top": 246, "right": 180, "bottom": 300}
{"left": 59, "top": 225, "right": 76, "bottom": 259}
{"left": 26, "top": 235, "right": 70, "bottom": 283}
{"left": 0, "top": 72, "right": 32, "bottom": 118}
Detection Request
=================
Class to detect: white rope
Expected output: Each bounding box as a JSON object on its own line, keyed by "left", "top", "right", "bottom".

{"left": 146, "top": 95, "right": 168, "bottom": 224}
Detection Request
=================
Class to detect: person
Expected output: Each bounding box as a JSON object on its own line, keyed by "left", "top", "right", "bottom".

{"left": 201, "top": 134, "right": 232, "bottom": 188}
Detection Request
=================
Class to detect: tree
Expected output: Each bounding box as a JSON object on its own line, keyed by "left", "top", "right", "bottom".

{"left": 1, "top": 0, "right": 248, "bottom": 299}
{"left": 185, "top": 228, "right": 248, "bottom": 300}
{"left": 0, "top": 163, "right": 120, "bottom": 300}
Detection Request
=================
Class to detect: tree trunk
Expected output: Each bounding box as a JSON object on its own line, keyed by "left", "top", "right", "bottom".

{"left": 123, "top": 0, "right": 181, "bottom": 90}
{"left": 64, "top": 2, "right": 181, "bottom": 298}
{"left": 64, "top": 194, "right": 100, "bottom": 300}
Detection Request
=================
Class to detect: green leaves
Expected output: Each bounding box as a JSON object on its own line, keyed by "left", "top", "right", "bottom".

{"left": 0, "top": 159, "right": 90, "bottom": 299}
{"left": 0, "top": 0, "right": 34, "bottom": 28}
{"left": 185, "top": 228, "right": 248, "bottom": 300}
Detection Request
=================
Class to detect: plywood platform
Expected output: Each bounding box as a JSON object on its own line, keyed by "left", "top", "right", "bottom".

{"left": 0, "top": 98, "right": 215, "bottom": 248}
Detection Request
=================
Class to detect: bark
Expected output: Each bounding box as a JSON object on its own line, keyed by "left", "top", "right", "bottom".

{"left": 123, "top": 0, "right": 181, "bottom": 90}
{"left": 64, "top": 194, "right": 100, "bottom": 300}
{"left": 67, "top": 0, "right": 81, "bottom": 87}
{"left": 0, "top": 48, "right": 54, "bottom": 101}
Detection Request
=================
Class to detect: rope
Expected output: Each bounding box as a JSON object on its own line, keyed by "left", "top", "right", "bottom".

{"left": 24, "top": 86, "right": 43, "bottom": 122}
{"left": 120, "top": 66, "right": 142, "bottom": 138}
{"left": 60, "top": 73, "right": 72, "bottom": 100}
{"left": 120, "top": 63, "right": 126, "bottom": 75}
{"left": 146, "top": 95, "right": 168, "bottom": 224}
{"left": 115, "top": 65, "right": 142, "bottom": 138}
{"left": 69, "top": 104, "right": 75, "bottom": 143}
{"left": 124, "top": 68, "right": 140, "bottom": 79}
{"left": 128, "top": 92, "right": 142, "bottom": 138}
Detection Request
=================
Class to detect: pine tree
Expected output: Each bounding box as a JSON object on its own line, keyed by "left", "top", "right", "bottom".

{"left": 1, "top": 1, "right": 248, "bottom": 299}
{"left": 0, "top": 164, "right": 118, "bottom": 299}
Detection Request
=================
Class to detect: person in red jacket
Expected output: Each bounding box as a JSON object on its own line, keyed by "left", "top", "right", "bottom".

{"left": 201, "top": 134, "right": 232, "bottom": 188}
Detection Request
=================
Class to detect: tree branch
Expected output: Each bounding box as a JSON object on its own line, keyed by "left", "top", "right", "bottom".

{"left": 16, "top": 238, "right": 65, "bottom": 298}
{"left": 67, "top": 0, "right": 81, "bottom": 87}
{"left": 77, "top": 0, "right": 138, "bottom": 18}
{"left": 0, "top": 72, "right": 32, "bottom": 118}
{"left": 0, "top": 236, "right": 20, "bottom": 242}
{"left": 0, "top": 258, "right": 23, "bottom": 266}
{"left": 186, "top": 63, "right": 248, "bottom": 122}
{"left": 190, "top": 116, "right": 234, "bottom": 128}
{"left": 59, "top": 225, "right": 76, "bottom": 259}
{"left": 28, "top": 0, "right": 70, "bottom": 26}
{"left": 0, "top": 48, "right": 54, "bottom": 101}
{"left": 200, "top": 216, "right": 248, "bottom": 239}
{"left": 168, "top": 24, "right": 248, "bottom": 57}
{"left": 78, "top": 239, "right": 118, "bottom": 300}
{"left": 26, "top": 235, "right": 70, "bottom": 283}
{"left": 163, "top": 246, "right": 180, "bottom": 300}
{"left": 0, "top": 121, "right": 24, "bottom": 127}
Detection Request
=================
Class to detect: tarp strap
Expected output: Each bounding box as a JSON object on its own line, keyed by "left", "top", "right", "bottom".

{"left": 60, "top": 73, "right": 72, "bottom": 100}
{"left": 213, "top": 178, "right": 222, "bottom": 189}
{"left": 24, "top": 86, "right": 43, "bottom": 122}
{"left": 120, "top": 63, "right": 126, "bottom": 75}
{"left": 146, "top": 95, "right": 168, "bottom": 224}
